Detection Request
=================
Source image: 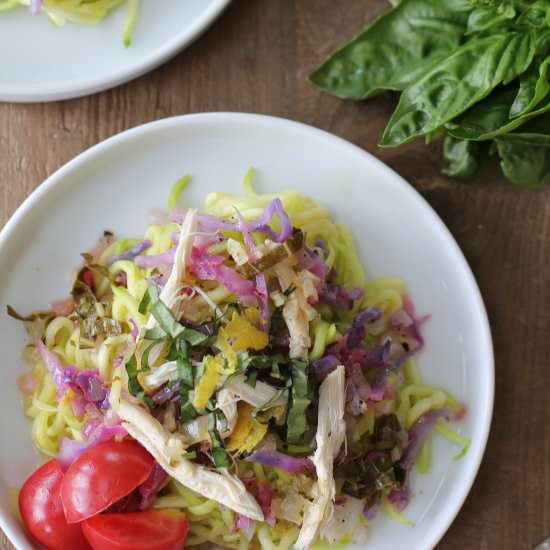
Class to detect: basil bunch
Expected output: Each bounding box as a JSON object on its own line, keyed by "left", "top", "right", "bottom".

{"left": 310, "top": 0, "right": 550, "bottom": 187}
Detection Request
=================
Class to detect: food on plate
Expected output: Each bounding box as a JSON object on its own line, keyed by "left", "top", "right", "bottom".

{"left": 310, "top": 0, "right": 550, "bottom": 188}
{"left": 10, "top": 170, "right": 470, "bottom": 549}
{"left": 0, "top": 0, "right": 140, "bottom": 46}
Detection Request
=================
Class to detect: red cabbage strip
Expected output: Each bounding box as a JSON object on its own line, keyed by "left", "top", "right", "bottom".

{"left": 398, "top": 408, "right": 454, "bottom": 470}
{"left": 189, "top": 247, "right": 257, "bottom": 305}
{"left": 248, "top": 199, "right": 293, "bottom": 242}
{"left": 105, "top": 462, "right": 168, "bottom": 513}
{"left": 151, "top": 381, "right": 182, "bottom": 405}
{"left": 387, "top": 486, "right": 411, "bottom": 512}
{"left": 135, "top": 247, "right": 176, "bottom": 268}
{"left": 198, "top": 214, "right": 237, "bottom": 232}
{"left": 36, "top": 340, "right": 69, "bottom": 399}
{"left": 36, "top": 341, "right": 110, "bottom": 410}
{"left": 312, "top": 354, "right": 340, "bottom": 378}
{"left": 73, "top": 369, "right": 107, "bottom": 403}
{"left": 139, "top": 462, "right": 168, "bottom": 510}
{"left": 246, "top": 450, "right": 314, "bottom": 474}
{"left": 320, "top": 283, "right": 364, "bottom": 310}
{"left": 199, "top": 200, "right": 292, "bottom": 243}
{"left": 298, "top": 247, "right": 330, "bottom": 281}
{"left": 107, "top": 240, "right": 151, "bottom": 265}
{"left": 241, "top": 477, "right": 275, "bottom": 525}
{"left": 345, "top": 363, "right": 372, "bottom": 415}
{"left": 235, "top": 209, "right": 259, "bottom": 261}
{"left": 363, "top": 501, "right": 380, "bottom": 520}
{"left": 347, "top": 307, "right": 383, "bottom": 348}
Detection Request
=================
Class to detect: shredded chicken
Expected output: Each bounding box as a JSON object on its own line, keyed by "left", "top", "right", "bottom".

{"left": 182, "top": 387, "right": 239, "bottom": 443}
{"left": 119, "top": 398, "right": 263, "bottom": 520}
{"left": 118, "top": 398, "right": 189, "bottom": 463}
{"left": 223, "top": 374, "right": 288, "bottom": 409}
{"left": 227, "top": 238, "right": 249, "bottom": 266}
{"left": 319, "top": 496, "right": 366, "bottom": 545}
{"left": 143, "top": 360, "right": 177, "bottom": 389}
{"left": 295, "top": 365, "right": 346, "bottom": 549}
{"left": 271, "top": 494, "right": 310, "bottom": 525}
{"left": 146, "top": 209, "right": 198, "bottom": 329}
{"left": 272, "top": 263, "right": 319, "bottom": 358}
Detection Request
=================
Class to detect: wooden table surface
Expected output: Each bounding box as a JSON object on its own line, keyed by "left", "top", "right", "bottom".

{"left": 1, "top": 1, "right": 549, "bottom": 549}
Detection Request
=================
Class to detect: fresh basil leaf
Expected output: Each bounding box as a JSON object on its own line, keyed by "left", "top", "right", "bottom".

{"left": 442, "top": 135, "right": 482, "bottom": 178}
{"left": 496, "top": 112, "right": 550, "bottom": 145}
{"left": 138, "top": 285, "right": 159, "bottom": 315}
{"left": 447, "top": 89, "right": 550, "bottom": 141}
{"left": 516, "top": 1, "right": 550, "bottom": 28}
{"left": 310, "top": 0, "right": 473, "bottom": 100}
{"left": 177, "top": 358, "right": 194, "bottom": 387}
{"left": 465, "top": 1, "right": 515, "bottom": 35}
{"left": 495, "top": 138, "right": 550, "bottom": 187}
{"left": 510, "top": 55, "right": 550, "bottom": 118}
{"left": 499, "top": 132, "right": 550, "bottom": 145}
{"left": 381, "top": 31, "right": 537, "bottom": 146}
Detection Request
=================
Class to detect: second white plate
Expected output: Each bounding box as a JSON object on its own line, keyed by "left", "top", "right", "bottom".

{"left": 0, "top": 0, "right": 230, "bottom": 102}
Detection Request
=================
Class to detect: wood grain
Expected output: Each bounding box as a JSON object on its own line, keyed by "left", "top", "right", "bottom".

{"left": 2, "top": 1, "right": 550, "bottom": 549}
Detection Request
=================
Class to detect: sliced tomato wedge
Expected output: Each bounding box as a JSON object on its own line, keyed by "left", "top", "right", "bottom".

{"left": 61, "top": 440, "right": 155, "bottom": 523}
{"left": 18, "top": 459, "right": 90, "bottom": 550}
{"left": 82, "top": 509, "right": 188, "bottom": 550}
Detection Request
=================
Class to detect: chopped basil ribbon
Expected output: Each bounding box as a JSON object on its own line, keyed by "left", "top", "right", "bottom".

{"left": 208, "top": 412, "right": 230, "bottom": 468}
{"left": 286, "top": 359, "right": 312, "bottom": 444}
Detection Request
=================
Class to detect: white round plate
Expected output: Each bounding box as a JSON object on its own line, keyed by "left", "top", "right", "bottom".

{"left": 0, "top": 0, "right": 230, "bottom": 102}
{"left": 0, "top": 113, "right": 493, "bottom": 550}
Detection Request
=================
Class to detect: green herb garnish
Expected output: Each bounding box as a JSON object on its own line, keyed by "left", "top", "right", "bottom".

{"left": 310, "top": 0, "right": 550, "bottom": 187}
{"left": 286, "top": 359, "right": 312, "bottom": 444}
{"left": 208, "top": 413, "right": 230, "bottom": 468}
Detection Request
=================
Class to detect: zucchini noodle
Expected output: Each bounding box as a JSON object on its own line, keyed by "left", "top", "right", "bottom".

{"left": 3, "top": 0, "right": 140, "bottom": 46}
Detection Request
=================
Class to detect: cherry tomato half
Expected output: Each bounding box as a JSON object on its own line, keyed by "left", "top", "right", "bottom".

{"left": 61, "top": 440, "right": 155, "bottom": 523}
{"left": 18, "top": 459, "right": 90, "bottom": 550}
{"left": 82, "top": 509, "right": 188, "bottom": 550}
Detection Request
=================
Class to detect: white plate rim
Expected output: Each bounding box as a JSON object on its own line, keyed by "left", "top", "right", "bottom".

{"left": 0, "top": 112, "right": 494, "bottom": 550}
{"left": 0, "top": 0, "right": 231, "bottom": 103}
